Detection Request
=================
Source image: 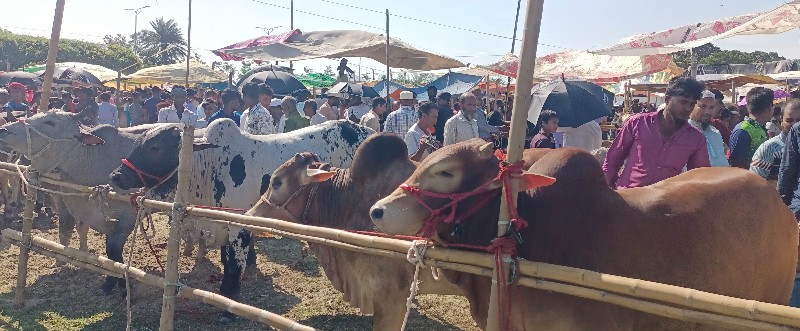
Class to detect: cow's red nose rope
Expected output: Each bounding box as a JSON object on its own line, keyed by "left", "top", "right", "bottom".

{"left": 398, "top": 159, "right": 529, "bottom": 331}
{"left": 120, "top": 158, "right": 177, "bottom": 189}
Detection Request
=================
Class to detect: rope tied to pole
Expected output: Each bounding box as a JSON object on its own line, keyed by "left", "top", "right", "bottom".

{"left": 400, "top": 239, "right": 431, "bottom": 331}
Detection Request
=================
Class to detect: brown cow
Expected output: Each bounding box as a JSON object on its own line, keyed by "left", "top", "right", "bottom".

{"left": 246, "top": 133, "right": 463, "bottom": 331}
{"left": 371, "top": 139, "right": 798, "bottom": 330}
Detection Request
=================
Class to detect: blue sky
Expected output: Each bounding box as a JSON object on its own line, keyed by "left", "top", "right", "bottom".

{"left": 4, "top": 0, "right": 799, "bottom": 76}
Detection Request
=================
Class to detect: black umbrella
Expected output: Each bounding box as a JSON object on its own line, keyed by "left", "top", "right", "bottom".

{"left": 527, "top": 79, "right": 613, "bottom": 128}
{"left": 48, "top": 67, "right": 103, "bottom": 87}
{"left": 237, "top": 70, "right": 310, "bottom": 99}
{"left": 328, "top": 82, "right": 379, "bottom": 98}
{"left": 0, "top": 71, "right": 42, "bottom": 87}
{"left": 235, "top": 64, "right": 293, "bottom": 87}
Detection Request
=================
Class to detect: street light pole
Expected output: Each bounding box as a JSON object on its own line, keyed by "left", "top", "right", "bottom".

{"left": 124, "top": 5, "right": 150, "bottom": 53}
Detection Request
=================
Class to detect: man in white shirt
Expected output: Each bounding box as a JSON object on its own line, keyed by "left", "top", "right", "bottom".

{"left": 345, "top": 94, "right": 370, "bottom": 123}
{"left": 360, "top": 98, "right": 386, "bottom": 132}
{"left": 241, "top": 83, "right": 276, "bottom": 135}
{"left": 97, "top": 92, "right": 119, "bottom": 128}
{"left": 384, "top": 91, "right": 418, "bottom": 135}
{"left": 688, "top": 91, "right": 728, "bottom": 167}
{"left": 157, "top": 87, "right": 198, "bottom": 126}
{"left": 405, "top": 101, "right": 440, "bottom": 162}
{"left": 444, "top": 94, "right": 480, "bottom": 145}
{"left": 559, "top": 117, "right": 604, "bottom": 151}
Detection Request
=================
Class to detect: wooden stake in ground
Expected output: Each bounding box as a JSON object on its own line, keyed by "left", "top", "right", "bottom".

{"left": 159, "top": 125, "right": 195, "bottom": 330}
{"left": 486, "top": 0, "right": 546, "bottom": 330}
{"left": 14, "top": 171, "right": 39, "bottom": 307}
{"left": 38, "top": 0, "right": 66, "bottom": 113}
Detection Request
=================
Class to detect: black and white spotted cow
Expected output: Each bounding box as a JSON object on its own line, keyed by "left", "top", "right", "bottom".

{"left": 110, "top": 119, "right": 373, "bottom": 322}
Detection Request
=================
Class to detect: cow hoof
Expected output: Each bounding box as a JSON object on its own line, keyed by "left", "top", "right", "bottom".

{"left": 243, "top": 265, "right": 257, "bottom": 279}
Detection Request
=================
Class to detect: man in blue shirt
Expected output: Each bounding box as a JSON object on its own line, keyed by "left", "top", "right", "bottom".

{"left": 208, "top": 89, "right": 242, "bottom": 126}
{"left": 142, "top": 86, "right": 162, "bottom": 124}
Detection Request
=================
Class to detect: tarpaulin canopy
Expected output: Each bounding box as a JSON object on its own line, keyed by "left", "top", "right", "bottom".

{"left": 224, "top": 30, "right": 465, "bottom": 71}
{"left": 24, "top": 62, "right": 127, "bottom": 82}
{"left": 372, "top": 79, "right": 406, "bottom": 97}
{"left": 128, "top": 60, "right": 227, "bottom": 84}
{"left": 592, "top": 1, "right": 800, "bottom": 56}
{"left": 769, "top": 71, "right": 800, "bottom": 80}
{"left": 703, "top": 74, "right": 783, "bottom": 89}
{"left": 481, "top": 51, "right": 676, "bottom": 83}
{"left": 213, "top": 30, "right": 302, "bottom": 61}
{"left": 297, "top": 73, "right": 336, "bottom": 88}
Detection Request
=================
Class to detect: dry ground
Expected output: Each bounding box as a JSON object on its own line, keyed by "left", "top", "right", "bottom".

{"left": 0, "top": 211, "right": 479, "bottom": 331}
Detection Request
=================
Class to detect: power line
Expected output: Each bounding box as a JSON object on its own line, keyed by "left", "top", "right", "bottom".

{"left": 249, "top": 0, "right": 383, "bottom": 32}
{"left": 316, "top": 0, "right": 571, "bottom": 50}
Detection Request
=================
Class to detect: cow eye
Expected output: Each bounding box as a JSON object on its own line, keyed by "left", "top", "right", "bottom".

{"left": 438, "top": 170, "right": 454, "bottom": 178}
{"left": 272, "top": 179, "right": 282, "bottom": 189}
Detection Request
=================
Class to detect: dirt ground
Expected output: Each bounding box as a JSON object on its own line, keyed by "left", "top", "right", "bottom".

{"left": 0, "top": 210, "right": 479, "bottom": 331}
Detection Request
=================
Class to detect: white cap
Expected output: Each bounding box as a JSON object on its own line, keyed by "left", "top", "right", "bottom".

{"left": 701, "top": 90, "right": 715, "bottom": 99}
{"left": 270, "top": 98, "right": 282, "bottom": 107}
{"left": 399, "top": 91, "right": 414, "bottom": 100}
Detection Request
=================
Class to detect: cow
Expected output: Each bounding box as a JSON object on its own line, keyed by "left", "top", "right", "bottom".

{"left": 246, "top": 133, "right": 463, "bottom": 330}
{"left": 0, "top": 111, "right": 174, "bottom": 295}
{"left": 109, "top": 119, "right": 372, "bottom": 323}
{"left": 370, "top": 140, "right": 798, "bottom": 330}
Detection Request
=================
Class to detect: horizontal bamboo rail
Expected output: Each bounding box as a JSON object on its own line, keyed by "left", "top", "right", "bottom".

{"left": 3, "top": 160, "right": 800, "bottom": 328}
{"left": 2, "top": 229, "right": 316, "bottom": 331}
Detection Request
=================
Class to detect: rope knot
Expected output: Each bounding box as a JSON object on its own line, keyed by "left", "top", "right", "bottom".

{"left": 510, "top": 217, "right": 528, "bottom": 231}
{"left": 487, "top": 237, "right": 517, "bottom": 256}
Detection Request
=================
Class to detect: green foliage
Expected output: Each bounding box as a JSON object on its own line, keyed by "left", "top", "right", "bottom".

{"left": 0, "top": 30, "right": 141, "bottom": 73}
{"left": 136, "top": 17, "right": 187, "bottom": 66}
{"left": 671, "top": 43, "right": 788, "bottom": 68}
{"left": 239, "top": 60, "right": 253, "bottom": 77}
{"left": 322, "top": 65, "right": 334, "bottom": 76}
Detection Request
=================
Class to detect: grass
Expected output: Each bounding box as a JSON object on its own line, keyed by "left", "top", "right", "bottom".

{"left": 0, "top": 212, "right": 479, "bottom": 331}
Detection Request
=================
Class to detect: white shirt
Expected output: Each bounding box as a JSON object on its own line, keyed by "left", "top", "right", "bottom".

{"left": 360, "top": 110, "right": 381, "bottom": 132}
{"left": 689, "top": 119, "right": 728, "bottom": 167}
{"left": 157, "top": 105, "right": 198, "bottom": 126}
{"left": 443, "top": 111, "right": 479, "bottom": 145}
{"left": 559, "top": 120, "right": 602, "bottom": 151}
{"left": 345, "top": 104, "right": 370, "bottom": 121}
{"left": 310, "top": 112, "right": 328, "bottom": 125}
{"left": 240, "top": 109, "right": 250, "bottom": 129}
{"left": 97, "top": 102, "right": 119, "bottom": 128}
{"left": 404, "top": 123, "right": 428, "bottom": 158}
{"left": 243, "top": 103, "right": 276, "bottom": 135}
{"left": 277, "top": 114, "right": 286, "bottom": 133}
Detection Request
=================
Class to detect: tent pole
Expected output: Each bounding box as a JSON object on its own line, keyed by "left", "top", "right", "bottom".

{"left": 487, "top": 0, "right": 545, "bottom": 330}
{"left": 689, "top": 48, "right": 698, "bottom": 79}
{"left": 39, "top": 0, "right": 66, "bottom": 113}
{"left": 385, "top": 9, "right": 390, "bottom": 101}
{"left": 505, "top": 0, "right": 523, "bottom": 105}
{"left": 185, "top": 0, "right": 192, "bottom": 87}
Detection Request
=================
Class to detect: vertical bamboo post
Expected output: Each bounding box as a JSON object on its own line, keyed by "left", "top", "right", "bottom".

{"left": 38, "top": 0, "right": 66, "bottom": 113}
{"left": 158, "top": 125, "right": 194, "bottom": 330}
{"left": 15, "top": 171, "right": 39, "bottom": 307}
{"left": 486, "top": 0, "right": 545, "bottom": 330}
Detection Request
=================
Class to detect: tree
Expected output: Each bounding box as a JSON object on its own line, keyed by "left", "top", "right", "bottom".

{"left": 103, "top": 34, "right": 130, "bottom": 47}
{"left": 322, "top": 65, "right": 334, "bottom": 76}
{"left": 0, "top": 30, "right": 141, "bottom": 72}
{"left": 303, "top": 66, "right": 314, "bottom": 74}
{"left": 239, "top": 60, "right": 253, "bottom": 77}
{"left": 671, "top": 43, "right": 787, "bottom": 68}
{"left": 137, "top": 17, "right": 187, "bottom": 66}
{"left": 671, "top": 43, "right": 721, "bottom": 68}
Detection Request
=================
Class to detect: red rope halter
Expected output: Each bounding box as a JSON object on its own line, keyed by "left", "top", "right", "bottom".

{"left": 120, "top": 158, "right": 176, "bottom": 188}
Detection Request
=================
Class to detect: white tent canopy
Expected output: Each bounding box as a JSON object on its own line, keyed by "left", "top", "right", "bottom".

{"left": 224, "top": 30, "right": 465, "bottom": 71}
{"left": 592, "top": 1, "right": 800, "bottom": 56}
{"left": 128, "top": 60, "right": 227, "bottom": 84}
{"left": 769, "top": 71, "right": 800, "bottom": 80}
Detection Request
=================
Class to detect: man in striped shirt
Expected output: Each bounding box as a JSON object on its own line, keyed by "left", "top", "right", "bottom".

{"left": 754, "top": 99, "right": 800, "bottom": 181}
{"left": 384, "top": 91, "right": 418, "bottom": 136}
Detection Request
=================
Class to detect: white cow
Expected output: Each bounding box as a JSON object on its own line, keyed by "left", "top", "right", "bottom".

{"left": 110, "top": 119, "right": 373, "bottom": 322}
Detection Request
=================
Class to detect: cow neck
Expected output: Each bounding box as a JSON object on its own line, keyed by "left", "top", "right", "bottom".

{"left": 42, "top": 131, "right": 138, "bottom": 185}
{"left": 314, "top": 168, "right": 368, "bottom": 230}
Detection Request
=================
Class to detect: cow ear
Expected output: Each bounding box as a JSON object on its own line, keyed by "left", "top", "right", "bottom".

{"left": 479, "top": 142, "right": 495, "bottom": 160}
{"left": 193, "top": 142, "right": 218, "bottom": 151}
{"left": 520, "top": 172, "right": 556, "bottom": 190}
{"left": 306, "top": 168, "right": 336, "bottom": 183}
{"left": 76, "top": 133, "right": 105, "bottom": 145}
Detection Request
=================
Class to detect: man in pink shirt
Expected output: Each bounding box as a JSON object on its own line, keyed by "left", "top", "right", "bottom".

{"left": 603, "top": 77, "right": 710, "bottom": 189}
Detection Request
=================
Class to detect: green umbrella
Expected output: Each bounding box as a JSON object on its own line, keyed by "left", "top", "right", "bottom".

{"left": 297, "top": 73, "right": 336, "bottom": 88}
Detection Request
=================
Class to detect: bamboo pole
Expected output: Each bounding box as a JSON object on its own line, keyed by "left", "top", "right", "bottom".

{"left": 3, "top": 161, "right": 800, "bottom": 327}
{"left": 7, "top": 239, "right": 123, "bottom": 279}
{"left": 488, "top": 0, "right": 545, "bottom": 330}
{"left": 38, "top": 0, "right": 66, "bottom": 113}
{"left": 1, "top": 230, "right": 316, "bottom": 331}
{"left": 14, "top": 171, "right": 39, "bottom": 307}
{"left": 159, "top": 125, "right": 194, "bottom": 330}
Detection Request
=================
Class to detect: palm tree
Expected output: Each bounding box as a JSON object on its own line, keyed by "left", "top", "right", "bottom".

{"left": 136, "top": 17, "right": 187, "bottom": 66}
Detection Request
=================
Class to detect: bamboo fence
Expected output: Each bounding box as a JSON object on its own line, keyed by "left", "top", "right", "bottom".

{"left": 3, "top": 157, "right": 800, "bottom": 329}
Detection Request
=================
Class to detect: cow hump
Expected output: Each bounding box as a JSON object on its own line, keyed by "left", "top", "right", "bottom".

{"left": 204, "top": 119, "right": 243, "bottom": 147}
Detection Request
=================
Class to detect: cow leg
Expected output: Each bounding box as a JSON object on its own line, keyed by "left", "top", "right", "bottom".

{"left": 372, "top": 298, "right": 408, "bottom": 331}
{"left": 244, "top": 236, "right": 257, "bottom": 275}
{"left": 217, "top": 229, "right": 250, "bottom": 324}
{"left": 52, "top": 196, "right": 75, "bottom": 267}
{"left": 195, "top": 233, "right": 208, "bottom": 263}
{"left": 100, "top": 233, "right": 126, "bottom": 296}
{"left": 77, "top": 221, "right": 89, "bottom": 252}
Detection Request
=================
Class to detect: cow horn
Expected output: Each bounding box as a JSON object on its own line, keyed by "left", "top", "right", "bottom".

{"left": 479, "top": 142, "right": 494, "bottom": 160}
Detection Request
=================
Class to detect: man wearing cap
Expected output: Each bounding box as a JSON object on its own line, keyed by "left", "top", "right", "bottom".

{"left": 426, "top": 86, "right": 438, "bottom": 102}
{"left": 384, "top": 91, "right": 419, "bottom": 136}
{"left": 689, "top": 91, "right": 728, "bottom": 167}
{"left": 729, "top": 87, "right": 773, "bottom": 169}
{"left": 6, "top": 82, "right": 29, "bottom": 114}
{"left": 344, "top": 94, "right": 370, "bottom": 123}
{"left": 158, "top": 87, "right": 197, "bottom": 126}
{"left": 434, "top": 92, "right": 454, "bottom": 143}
